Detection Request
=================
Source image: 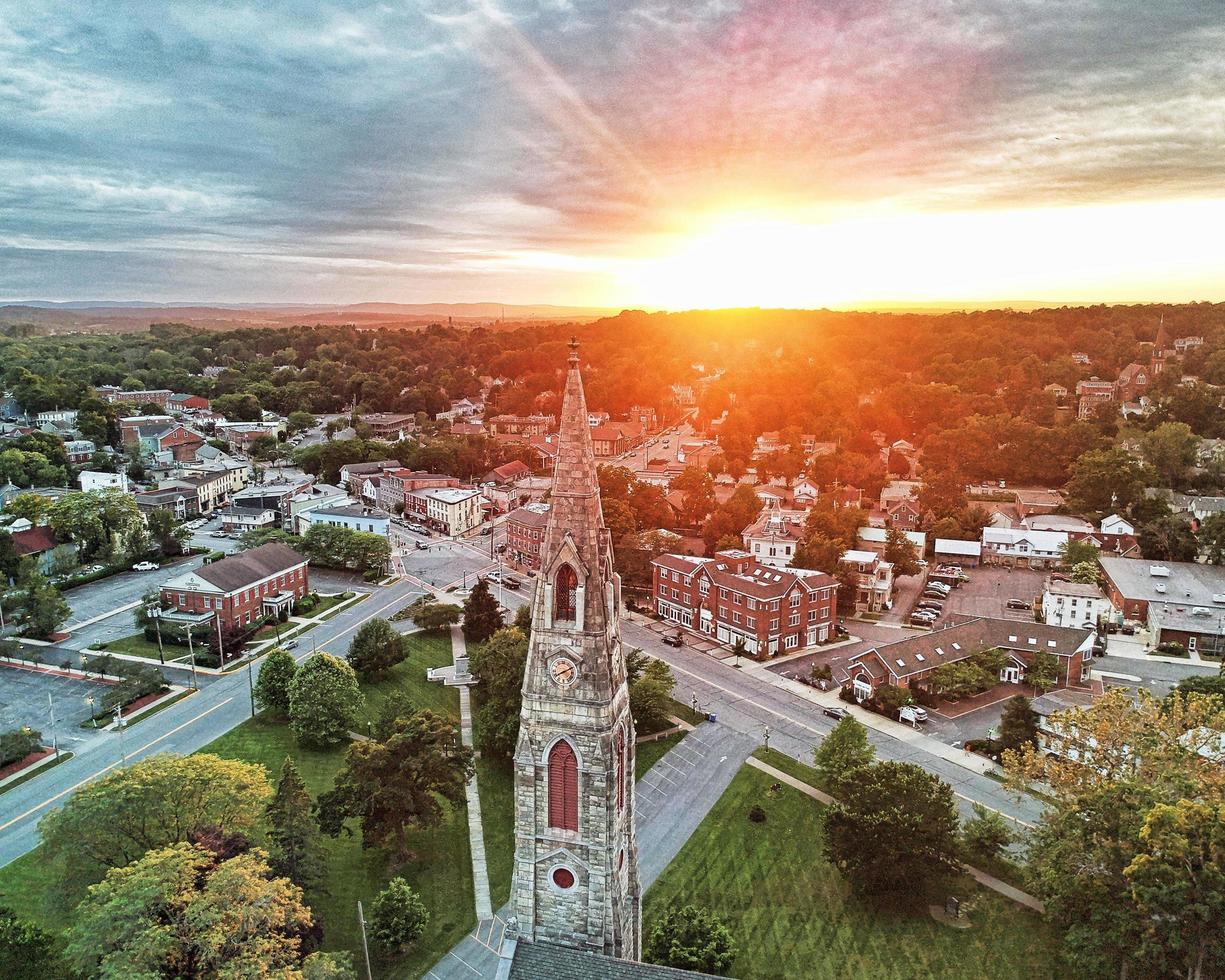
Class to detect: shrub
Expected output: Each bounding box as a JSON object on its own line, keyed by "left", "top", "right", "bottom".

{"left": 747, "top": 804, "right": 766, "bottom": 823}
{"left": 1156, "top": 641, "right": 1187, "bottom": 657}
{"left": 0, "top": 727, "right": 42, "bottom": 767}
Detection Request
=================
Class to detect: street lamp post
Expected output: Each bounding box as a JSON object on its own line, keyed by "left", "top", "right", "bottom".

{"left": 85, "top": 694, "right": 97, "bottom": 728}
{"left": 763, "top": 725, "right": 771, "bottom": 753}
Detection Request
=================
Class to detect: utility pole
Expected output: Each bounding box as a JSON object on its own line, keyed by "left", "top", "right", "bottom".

{"left": 150, "top": 606, "right": 165, "bottom": 664}
{"left": 356, "top": 901, "right": 374, "bottom": 980}
{"left": 246, "top": 659, "right": 255, "bottom": 717}
{"left": 47, "top": 692, "right": 59, "bottom": 759}
{"left": 186, "top": 626, "right": 198, "bottom": 690}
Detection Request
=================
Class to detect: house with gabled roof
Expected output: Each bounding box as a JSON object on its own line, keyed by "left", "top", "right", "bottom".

{"left": 160, "top": 543, "right": 308, "bottom": 632}
{"left": 840, "top": 617, "right": 1095, "bottom": 701}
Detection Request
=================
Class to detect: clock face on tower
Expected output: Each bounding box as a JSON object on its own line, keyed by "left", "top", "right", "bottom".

{"left": 549, "top": 657, "right": 578, "bottom": 688}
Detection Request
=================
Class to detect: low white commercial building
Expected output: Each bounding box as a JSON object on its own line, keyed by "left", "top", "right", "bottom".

{"left": 934, "top": 538, "right": 983, "bottom": 567}
{"left": 981, "top": 527, "right": 1068, "bottom": 569}
{"left": 298, "top": 505, "right": 390, "bottom": 537}
{"left": 1042, "top": 579, "right": 1111, "bottom": 629}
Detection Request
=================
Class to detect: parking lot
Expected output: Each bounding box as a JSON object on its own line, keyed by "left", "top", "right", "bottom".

{"left": 935, "top": 564, "right": 1048, "bottom": 625}
{"left": 0, "top": 663, "right": 115, "bottom": 750}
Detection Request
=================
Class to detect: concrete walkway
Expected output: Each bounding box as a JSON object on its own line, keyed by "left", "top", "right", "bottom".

{"left": 746, "top": 756, "right": 1045, "bottom": 914}
{"left": 450, "top": 625, "right": 493, "bottom": 922}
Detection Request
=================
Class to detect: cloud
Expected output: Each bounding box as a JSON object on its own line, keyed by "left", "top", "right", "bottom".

{"left": 0, "top": 1, "right": 1222, "bottom": 303}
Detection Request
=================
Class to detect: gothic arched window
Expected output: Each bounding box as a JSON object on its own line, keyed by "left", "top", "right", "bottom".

{"left": 548, "top": 740, "right": 579, "bottom": 831}
{"left": 554, "top": 563, "right": 578, "bottom": 623}
{"left": 615, "top": 728, "right": 625, "bottom": 812}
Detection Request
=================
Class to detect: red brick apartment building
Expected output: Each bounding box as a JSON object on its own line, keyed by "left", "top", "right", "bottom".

{"left": 506, "top": 503, "right": 550, "bottom": 569}
{"left": 159, "top": 543, "right": 309, "bottom": 631}
{"left": 651, "top": 551, "right": 837, "bottom": 656}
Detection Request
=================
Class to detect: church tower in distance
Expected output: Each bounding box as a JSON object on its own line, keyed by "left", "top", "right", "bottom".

{"left": 510, "top": 338, "right": 641, "bottom": 958}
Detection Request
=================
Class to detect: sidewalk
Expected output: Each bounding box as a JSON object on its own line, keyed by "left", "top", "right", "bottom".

{"left": 449, "top": 625, "right": 492, "bottom": 921}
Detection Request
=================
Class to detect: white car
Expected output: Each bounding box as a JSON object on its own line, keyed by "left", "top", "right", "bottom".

{"left": 132, "top": 561, "right": 160, "bottom": 572}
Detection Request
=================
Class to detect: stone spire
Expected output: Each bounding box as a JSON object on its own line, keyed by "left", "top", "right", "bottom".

{"left": 540, "top": 337, "right": 612, "bottom": 633}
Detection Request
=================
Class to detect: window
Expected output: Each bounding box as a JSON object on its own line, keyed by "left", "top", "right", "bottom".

{"left": 719, "top": 588, "right": 728, "bottom": 600}
{"left": 790, "top": 593, "right": 801, "bottom": 607}
{"left": 732, "top": 594, "right": 742, "bottom": 605}
{"left": 699, "top": 580, "right": 709, "bottom": 595}
{"left": 789, "top": 613, "right": 800, "bottom": 627}
{"left": 732, "top": 612, "right": 741, "bottom": 625}
{"left": 784, "top": 634, "right": 798, "bottom": 649}
{"left": 615, "top": 729, "right": 625, "bottom": 811}
{"left": 554, "top": 564, "right": 578, "bottom": 623}
{"left": 547, "top": 740, "right": 579, "bottom": 831}
{"left": 552, "top": 867, "right": 575, "bottom": 889}
{"left": 747, "top": 616, "right": 756, "bottom": 628}
{"left": 747, "top": 598, "right": 757, "bottom": 610}
{"left": 770, "top": 618, "right": 779, "bottom": 631}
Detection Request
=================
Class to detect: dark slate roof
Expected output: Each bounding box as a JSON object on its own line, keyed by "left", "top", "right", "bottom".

{"left": 195, "top": 543, "right": 306, "bottom": 591}
{"left": 508, "top": 941, "right": 718, "bottom": 979}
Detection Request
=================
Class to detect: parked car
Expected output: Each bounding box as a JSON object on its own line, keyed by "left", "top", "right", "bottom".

{"left": 900, "top": 705, "right": 929, "bottom": 723}
{"left": 210, "top": 531, "right": 228, "bottom": 539}
{"left": 414, "top": 541, "right": 428, "bottom": 550}
{"left": 503, "top": 577, "right": 522, "bottom": 591}
{"left": 1006, "top": 598, "right": 1031, "bottom": 610}
{"left": 132, "top": 561, "right": 160, "bottom": 572}
{"left": 834, "top": 624, "right": 849, "bottom": 637}
{"left": 823, "top": 706, "right": 850, "bottom": 721}
{"left": 480, "top": 526, "right": 493, "bottom": 536}
{"left": 912, "top": 610, "right": 938, "bottom": 621}
{"left": 910, "top": 615, "right": 935, "bottom": 627}
{"left": 662, "top": 632, "right": 684, "bottom": 648}
{"left": 917, "top": 600, "right": 943, "bottom": 611}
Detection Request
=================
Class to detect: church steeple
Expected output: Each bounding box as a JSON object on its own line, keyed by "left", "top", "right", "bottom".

{"left": 510, "top": 340, "right": 641, "bottom": 960}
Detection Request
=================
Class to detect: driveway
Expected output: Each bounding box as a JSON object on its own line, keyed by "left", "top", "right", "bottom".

{"left": 398, "top": 541, "right": 493, "bottom": 590}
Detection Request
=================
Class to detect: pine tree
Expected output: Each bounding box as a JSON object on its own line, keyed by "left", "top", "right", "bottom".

{"left": 998, "top": 695, "right": 1038, "bottom": 751}
{"left": 266, "top": 758, "right": 327, "bottom": 893}
{"left": 462, "top": 578, "right": 503, "bottom": 645}
{"left": 254, "top": 647, "right": 298, "bottom": 717}
{"left": 812, "top": 715, "right": 875, "bottom": 797}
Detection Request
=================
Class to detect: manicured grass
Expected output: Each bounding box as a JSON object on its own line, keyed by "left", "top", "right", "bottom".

{"left": 476, "top": 755, "right": 515, "bottom": 909}
{"left": 751, "top": 746, "right": 824, "bottom": 788}
{"left": 95, "top": 631, "right": 188, "bottom": 662}
{"left": 357, "top": 630, "right": 458, "bottom": 726}
{"left": 636, "top": 731, "right": 684, "bottom": 779}
{"left": 643, "top": 765, "right": 1062, "bottom": 980}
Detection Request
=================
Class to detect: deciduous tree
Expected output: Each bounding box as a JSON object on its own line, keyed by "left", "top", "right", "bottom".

{"left": 288, "top": 653, "right": 365, "bottom": 748}
{"left": 315, "top": 710, "right": 472, "bottom": 857}
{"left": 368, "top": 877, "right": 429, "bottom": 956}
{"left": 629, "top": 657, "right": 675, "bottom": 734}
{"left": 254, "top": 646, "right": 298, "bottom": 717}
{"left": 468, "top": 626, "right": 527, "bottom": 757}
{"left": 410, "top": 601, "right": 460, "bottom": 633}
{"left": 39, "top": 754, "right": 271, "bottom": 901}
{"left": 346, "top": 617, "right": 405, "bottom": 680}
{"left": 63, "top": 843, "right": 315, "bottom": 979}
{"left": 823, "top": 761, "right": 961, "bottom": 901}
{"left": 812, "top": 715, "right": 875, "bottom": 797}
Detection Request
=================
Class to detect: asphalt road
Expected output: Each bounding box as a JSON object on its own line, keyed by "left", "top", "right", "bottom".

{"left": 0, "top": 577, "right": 425, "bottom": 868}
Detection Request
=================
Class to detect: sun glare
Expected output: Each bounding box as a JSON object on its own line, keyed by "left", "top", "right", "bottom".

{"left": 612, "top": 198, "right": 1225, "bottom": 310}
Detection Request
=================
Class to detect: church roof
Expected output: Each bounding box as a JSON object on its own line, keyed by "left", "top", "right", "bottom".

{"left": 507, "top": 940, "right": 718, "bottom": 979}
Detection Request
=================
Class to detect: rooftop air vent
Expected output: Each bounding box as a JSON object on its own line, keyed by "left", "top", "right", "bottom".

{"left": 1150, "top": 566, "right": 1170, "bottom": 577}
{"left": 1155, "top": 584, "right": 1167, "bottom": 593}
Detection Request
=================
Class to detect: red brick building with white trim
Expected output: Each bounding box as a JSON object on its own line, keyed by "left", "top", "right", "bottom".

{"left": 650, "top": 551, "right": 837, "bottom": 656}
{"left": 160, "top": 543, "right": 309, "bottom": 631}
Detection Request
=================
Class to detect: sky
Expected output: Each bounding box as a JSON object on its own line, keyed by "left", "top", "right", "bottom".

{"left": 2, "top": 0, "right": 1224, "bottom": 308}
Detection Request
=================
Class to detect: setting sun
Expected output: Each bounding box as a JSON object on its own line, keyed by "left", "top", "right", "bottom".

{"left": 612, "top": 198, "right": 1225, "bottom": 310}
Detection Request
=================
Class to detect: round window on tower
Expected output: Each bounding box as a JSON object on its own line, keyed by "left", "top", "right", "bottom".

{"left": 552, "top": 866, "right": 576, "bottom": 890}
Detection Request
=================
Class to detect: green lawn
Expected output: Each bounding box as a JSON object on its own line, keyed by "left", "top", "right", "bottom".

{"left": 476, "top": 755, "right": 515, "bottom": 909}
{"left": 0, "top": 630, "right": 467, "bottom": 980}
{"left": 95, "top": 631, "right": 191, "bottom": 662}
{"left": 643, "top": 765, "right": 1062, "bottom": 980}
{"left": 636, "top": 731, "right": 685, "bottom": 779}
